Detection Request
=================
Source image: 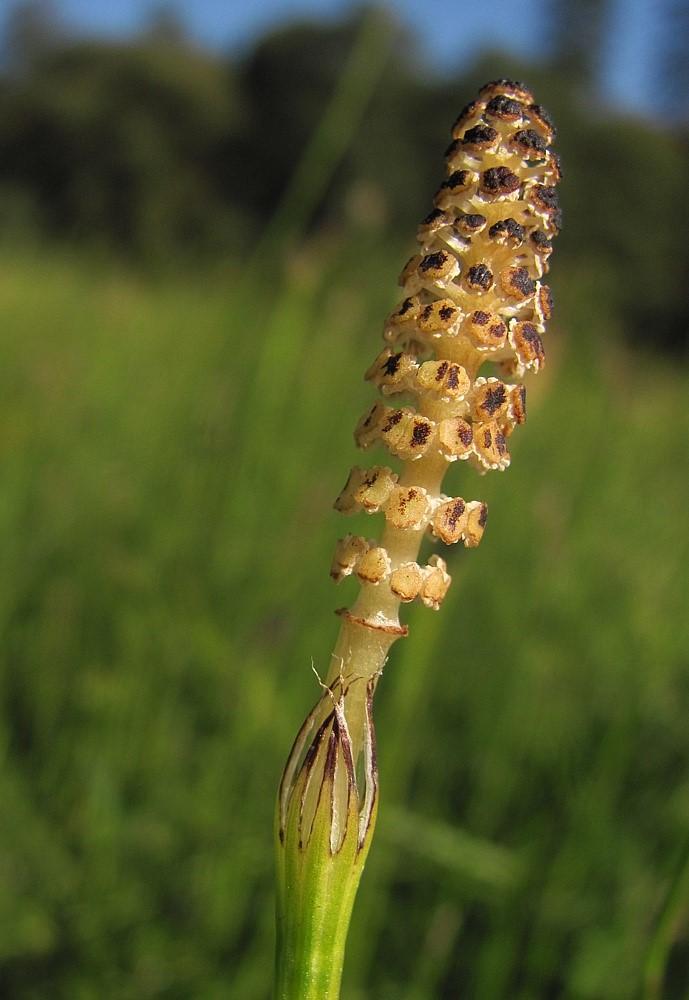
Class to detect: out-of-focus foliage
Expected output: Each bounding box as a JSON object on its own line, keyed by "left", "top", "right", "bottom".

{"left": 0, "top": 34, "right": 242, "bottom": 254}
{"left": 1, "top": 3, "right": 689, "bottom": 999}
{"left": 0, "top": 2, "right": 688, "bottom": 349}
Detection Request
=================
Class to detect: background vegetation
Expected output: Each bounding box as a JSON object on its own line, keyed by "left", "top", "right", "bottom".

{"left": 0, "top": 1, "right": 688, "bottom": 997}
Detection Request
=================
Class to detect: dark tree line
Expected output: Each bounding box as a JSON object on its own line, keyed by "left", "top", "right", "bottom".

{"left": 0, "top": 1, "right": 688, "bottom": 351}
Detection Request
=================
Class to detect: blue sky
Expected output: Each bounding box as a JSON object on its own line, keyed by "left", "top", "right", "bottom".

{"left": 7, "top": 0, "right": 659, "bottom": 114}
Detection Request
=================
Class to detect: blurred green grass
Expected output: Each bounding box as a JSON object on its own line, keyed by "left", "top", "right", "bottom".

{"left": 1, "top": 242, "right": 688, "bottom": 999}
